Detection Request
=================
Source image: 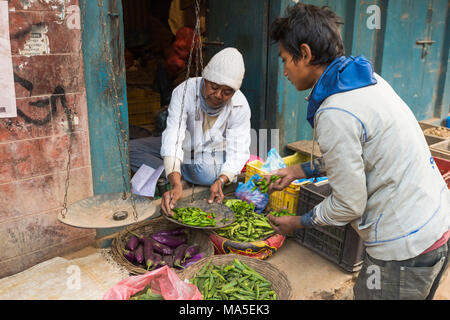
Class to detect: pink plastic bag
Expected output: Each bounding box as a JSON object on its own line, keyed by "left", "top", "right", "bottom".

{"left": 241, "top": 154, "right": 263, "bottom": 173}
{"left": 103, "top": 266, "right": 202, "bottom": 300}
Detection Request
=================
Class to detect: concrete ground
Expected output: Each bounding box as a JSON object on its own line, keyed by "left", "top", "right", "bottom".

{"left": 1, "top": 231, "right": 448, "bottom": 300}
{"left": 59, "top": 238, "right": 449, "bottom": 300}
{"left": 1, "top": 184, "right": 448, "bottom": 300}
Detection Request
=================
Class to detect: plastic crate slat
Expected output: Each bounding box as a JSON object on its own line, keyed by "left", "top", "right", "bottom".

{"left": 295, "top": 182, "right": 365, "bottom": 272}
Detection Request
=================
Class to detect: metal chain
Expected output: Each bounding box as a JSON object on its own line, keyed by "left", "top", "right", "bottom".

{"left": 97, "top": 0, "right": 139, "bottom": 221}
{"left": 61, "top": 0, "right": 139, "bottom": 222}
{"left": 190, "top": 0, "right": 220, "bottom": 200}
{"left": 172, "top": 0, "right": 205, "bottom": 203}
{"left": 60, "top": 112, "right": 74, "bottom": 219}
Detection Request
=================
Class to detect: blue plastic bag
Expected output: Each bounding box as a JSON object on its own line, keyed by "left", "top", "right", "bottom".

{"left": 235, "top": 174, "right": 269, "bottom": 213}
{"left": 261, "top": 148, "right": 287, "bottom": 173}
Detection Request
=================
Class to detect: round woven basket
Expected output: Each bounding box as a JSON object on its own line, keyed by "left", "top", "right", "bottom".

{"left": 178, "top": 254, "right": 292, "bottom": 300}
{"left": 111, "top": 216, "right": 214, "bottom": 275}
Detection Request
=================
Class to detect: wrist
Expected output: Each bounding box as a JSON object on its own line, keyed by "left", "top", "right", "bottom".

{"left": 292, "top": 164, "right": 306, "bottom": 179}
{"left": 168, "top": 172, "right": 182, "bottom": 188}
{"left": 217, "top": 176, "right": 226, "bottom": 188}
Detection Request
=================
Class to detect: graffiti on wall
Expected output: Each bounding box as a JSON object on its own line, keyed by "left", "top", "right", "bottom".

{"left": 13, "top": 72, "right": 74, "bottom": 133}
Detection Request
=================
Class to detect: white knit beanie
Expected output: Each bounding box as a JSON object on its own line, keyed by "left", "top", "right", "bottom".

{"left": 202, "top": 47, "right": 245, "bottom": 91}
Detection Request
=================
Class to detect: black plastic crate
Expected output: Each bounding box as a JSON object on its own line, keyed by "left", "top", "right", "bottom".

{"left": 293, "top": 182, "right": 365, "bottom": 273}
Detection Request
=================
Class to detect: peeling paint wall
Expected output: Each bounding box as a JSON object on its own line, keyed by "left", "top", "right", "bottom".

{"left": 0, "top": 0, "right": 95, "bottom": 279}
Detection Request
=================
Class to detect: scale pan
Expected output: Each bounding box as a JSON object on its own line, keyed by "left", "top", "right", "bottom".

{"left": 57, "top": 192, "right": 157, "bottom": 229}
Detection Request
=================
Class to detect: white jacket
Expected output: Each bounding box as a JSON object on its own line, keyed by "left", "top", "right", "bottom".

{"left": 160, "top": 77, "right": 251, "bottom": 179}
{"left": 311, "top": 73, "right": 450, "bottom": 261}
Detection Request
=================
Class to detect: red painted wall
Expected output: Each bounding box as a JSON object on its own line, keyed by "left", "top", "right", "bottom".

{"left": 0, "top": 0, "right": 95, "bottom": 278}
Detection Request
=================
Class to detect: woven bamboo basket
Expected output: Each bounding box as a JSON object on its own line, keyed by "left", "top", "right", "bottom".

{"left": 178, "top": 254, "right": 292, "bottom": 300}
{"left": 111, "top": 216, "right": 214, "bottom": 275}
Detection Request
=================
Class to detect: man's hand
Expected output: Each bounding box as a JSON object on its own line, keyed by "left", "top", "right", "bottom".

{"left": 267, "top": 214, "right": 303, "bottom": 236}
{"left": 208, "top": 176, "right": 227, "bottom": 204}
{"left": 161, "top": 184, "right": 183, "bottom": 216}
{"left": 264, "top": 164, "right": 305, "bottom": 194}
{"left": 161, "top": 172, "right": 183, "bottom": 216}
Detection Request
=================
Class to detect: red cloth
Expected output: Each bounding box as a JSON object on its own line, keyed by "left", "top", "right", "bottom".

{"left": 421, "top": 230, "right": 450, "bottom": 255}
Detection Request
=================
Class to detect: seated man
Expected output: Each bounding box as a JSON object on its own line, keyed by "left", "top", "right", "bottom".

{"left": 129, "top": 47, "right": 251, "bottom": 214}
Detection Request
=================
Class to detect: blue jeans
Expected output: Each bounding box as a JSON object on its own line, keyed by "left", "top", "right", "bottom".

{"left": 129, "top": 136, "right": 223, "bottom": 186}
{"left": 181, "top": 152, "right": 224, "bottom": 186}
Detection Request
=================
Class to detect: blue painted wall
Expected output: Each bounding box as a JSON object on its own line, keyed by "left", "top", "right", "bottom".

{"left": 269, "top": 0, "right": 449, "bottom": 154}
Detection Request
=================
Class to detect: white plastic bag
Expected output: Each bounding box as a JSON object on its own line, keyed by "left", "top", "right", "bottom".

{"left": 261, "top": 148, "right": 287, "bottom": 172}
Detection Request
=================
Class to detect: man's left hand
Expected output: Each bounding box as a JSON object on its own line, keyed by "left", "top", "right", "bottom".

{"left": 208, "top": 179, "right": 224, "bottom": 204}
{"left": 267, "top": 214, "right": 302, "bottom": 236}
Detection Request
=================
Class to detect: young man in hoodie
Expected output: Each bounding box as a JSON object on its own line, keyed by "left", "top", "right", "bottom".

{"left": 265, "top": 3, "right": 450, "bottom": 300}
{"left": 129, "top": 48, "right": 251, "bottom": 215}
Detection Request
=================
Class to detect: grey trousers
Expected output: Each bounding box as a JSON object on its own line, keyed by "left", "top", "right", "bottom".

{"left": 129, "top": 136, "right": 164, "bottom": 173}
{"left": 353, "top": 238, "right": 449, "bottom": 300}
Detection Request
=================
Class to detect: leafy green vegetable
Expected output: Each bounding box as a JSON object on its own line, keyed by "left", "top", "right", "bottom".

{"left": 129, "top": 286, "right": 164, "bottom": 300}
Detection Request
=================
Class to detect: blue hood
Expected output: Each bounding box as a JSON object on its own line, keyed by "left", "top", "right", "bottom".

{"left": 307, "top": 55, "right": 377, "bottom": 127}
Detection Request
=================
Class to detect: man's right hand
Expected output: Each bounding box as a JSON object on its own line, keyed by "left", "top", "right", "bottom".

{"left": 265, "top": 164, "right": 305, "bottom": 194}
{"left": 161, "top": 172, "right": 183, "bottom": 216}
{"left": 161, "top": 184, "right": 183, "bottom": 216}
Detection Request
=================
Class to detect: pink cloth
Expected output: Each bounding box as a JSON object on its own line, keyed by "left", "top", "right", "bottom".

{"left": 241, "top": 154, "right": 263, "bottom": 173}
{"left": 421, "top": 230, "right": 450, "bottom": 255}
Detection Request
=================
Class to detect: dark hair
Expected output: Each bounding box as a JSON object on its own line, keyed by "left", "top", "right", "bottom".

{"left": 269, "top": 3, "right": 345, "bottom": 65}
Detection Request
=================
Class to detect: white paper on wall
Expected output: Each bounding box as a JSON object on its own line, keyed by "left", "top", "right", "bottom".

{"left": 0, "top": 0, "right": 17, "bottom": 119}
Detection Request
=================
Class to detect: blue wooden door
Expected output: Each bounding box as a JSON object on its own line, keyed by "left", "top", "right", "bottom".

{"left": 205, "top": 0, "right": 271, "bottom": 131}
{"left": 379, "top": 0, "right": 449, "bottom": 121}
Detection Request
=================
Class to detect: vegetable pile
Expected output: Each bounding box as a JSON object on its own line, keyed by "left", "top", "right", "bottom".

{"left": 129, "top": 286, "right": 164, "bottom": 300}
{"left": 190, "top": 258, "right": 277, "bottom": 300}
{"left": 424, "top": 127, "right": 450, "bottom": 138}
{"left": 251, "top": 175, "right": 280, "bottom": 193}
{"left": 172, "top": 207, "right": 217, "bottom": 227}
{"left": 215, "top": 199, "right": 294, "bottom": 242}
{"left": 123, "top": 227, "right": 204, "bottom": 271}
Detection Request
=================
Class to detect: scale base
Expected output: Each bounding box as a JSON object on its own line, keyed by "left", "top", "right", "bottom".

{"left": 57, "top": 192, "right": 157, "bottom": 229}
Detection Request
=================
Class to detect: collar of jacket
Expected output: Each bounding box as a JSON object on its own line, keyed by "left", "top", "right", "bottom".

{"left": 306, "top": 55, "right": 377, "bottom": 128}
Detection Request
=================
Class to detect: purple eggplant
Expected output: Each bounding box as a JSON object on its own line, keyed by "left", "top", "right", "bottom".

{"left": 181, "top": 253, "right": 204, "bottom": 268}
{"left": 125, "top": 235, "right": 139, "bottom": 251}
{"left": 134, "top": 244, "right": 144, "bottom": 265}
{"left": 151, "top": 233, "right": 187, "bottom": 248}
{"left": 153, "top": 228, "right": 186, "bottom": 237}
{"left": 173, "top": 244, "right": 189, "bottom": 268}
{"left": 123, "top": 249, "right": 135, "bottom": 263}
{"left": 143, "top": 238, "right": 158, "bottom": 271}
{"left": 183, "top": 244, "right": 199, "bottom": 262}
{"left": 150, "top": 252, "right": 162, "bottom": 271}
{"left": 146, "top": 237, "right": 173, "bottom": 255}
{"left": 162, "top": 254, "right": 174, "bottom": 268}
